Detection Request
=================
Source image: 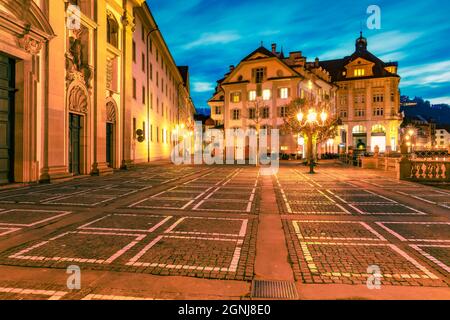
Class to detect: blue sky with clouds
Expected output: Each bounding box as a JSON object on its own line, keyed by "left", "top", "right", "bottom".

{"left": 147, "top": 0, "right": 450, "bottom": 112}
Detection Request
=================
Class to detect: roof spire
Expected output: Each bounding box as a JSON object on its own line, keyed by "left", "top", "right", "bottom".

{"left": 356, "top": 30, "right": 367, "bottom": 51}
{"left": 260, "top": 40, "right": 264, "bottom": 47}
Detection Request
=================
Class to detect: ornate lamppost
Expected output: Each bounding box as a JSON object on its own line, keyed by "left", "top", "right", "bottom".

{"left": 297, "top": 109, "right": 328, "bottom": 174}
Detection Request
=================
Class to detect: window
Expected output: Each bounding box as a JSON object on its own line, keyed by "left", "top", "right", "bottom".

{"left": 340, "top": 110, "right": 348, "bottom": 118}
{"left": 232, "top": 109, "right": 241, "bottom": 120}
{"left": 278, "top": 106, "right": 288, "bottom": 118}
{"left": 340, "top": 96, "right": 347, "bottom": 106}
{"left": 132, "top": 78, "right": 136, "bottom": 99}
{"left": 106, "top": 13, "right": 119, "bottom": 47}
{"left": 262, "top": 89, "right": 271, "bottom": 101}
{"left": 132, "top": 41, "right": 136, "bottom": 62}
{"left": 248, "top": 90, "right": 257, "bottom": 101}
{"left": 230, "top": 92, "right": 241, "bottom": 103}
{"left": 150, "top": 124, "right": 153, "bottom": 141}
{"left": 133, "top": 118, "right": 137, "bottom": 139}
{"left": 141, "top": 24, "right": 145, "bottom": 42}
{"left": 354, "top": 94, "right": 365, "bottom": 104}
{"left": 142, "top": 86, "right": 146, "bottom": 104}
{"left": 253, "top": 68, "right": 266, "bottom": 83}
{"left": 279, "top": 88, "right": 289, "bottom": 99}
{"left": 352, "top": 125, "right": 367, "bottom": 134}
{"left": 373, "top": 94, "right": 384, "bottom": 103}
{"left": 156, "top": 126, "right": 159, "bottom": 142}
{"left": 373, "top": 107, "right": 384, "bottom": 116}
{"left": 372, "top": 125, "right": 386, "bottom": 134}
{"left": 354, "top": 69, "right": 365, "bottom": 77}
{"left": 141, "top": 53, "right": 145, "bottom": 71}
{"left": 354, "top": 109, "right": 365, "bottom": 117}
{"left": 248, "top": 108, "right": 256, "bottom": 120}
{"left": 262, "top": 107, "right": 270, "bottom": 119}
{"left": 215, "top": 106, "right": 222, "bottom": 115}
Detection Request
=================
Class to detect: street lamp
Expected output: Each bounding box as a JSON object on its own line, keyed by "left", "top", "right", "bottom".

{"left": 297, "top": 108, "right": 328, "bottom": 174}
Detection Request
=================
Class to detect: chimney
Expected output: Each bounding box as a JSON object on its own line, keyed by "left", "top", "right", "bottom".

{"left": 289, "top": 51, "right": 302, "bottom": 60}
{"left": 315, "top": 57, "right": 319, "bottom": 67}
{"left": 229, "top": 65, "right": 235, "bottom": 72}
{"left": 271, "top": 43, "right": 277, "bottom": 53}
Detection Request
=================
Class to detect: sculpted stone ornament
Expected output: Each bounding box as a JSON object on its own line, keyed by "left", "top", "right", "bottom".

{"left": 122, "top": 11, "right": 136, "bottom": 32}
{"left": 69, "top": 85, "right": 88, "bottom": 114}
{"left": 66, "top": 34, "right": 93, "bottom": 90}
{"left": 106, "top": 101, "right": 117, "bottom": 123}
{"left": 17, "top": 24, "right": 44, "bottom": 55}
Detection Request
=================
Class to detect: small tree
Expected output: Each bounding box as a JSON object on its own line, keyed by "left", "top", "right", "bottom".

{"left": 282, "top": 96, "right": 340, "bottom": 166}
{"left": 244, "top": 98, "right": 268, "bottom": 165}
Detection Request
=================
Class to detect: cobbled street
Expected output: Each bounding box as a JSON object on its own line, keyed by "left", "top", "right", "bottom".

{"left": 0, "top": 161, "right": 448, "bottom": 300}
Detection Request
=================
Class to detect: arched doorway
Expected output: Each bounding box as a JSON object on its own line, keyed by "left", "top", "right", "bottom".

{"left": 371, "top": 124, "right": 387, "bottom": 153}
{"left": 352, "top": 125, "right": 367, "bottom": 151}
{"left": 0, "top": 54, "right": 15, "bottom": 184}
{"left": 67, "top": 83, "right": 89, "bottom": 176}
{"left": 106, "top": 100, "right": 117, "bottom": 168}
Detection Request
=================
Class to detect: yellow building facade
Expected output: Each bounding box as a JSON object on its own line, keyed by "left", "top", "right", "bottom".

{"left": 208, "top": 35, "right": 402, "bottom": 157}
{"left": 208, "top": 44, "right": 336, "bottom": 158}
{"left": 319, "top": 33, "right": 403, "bottom": 153}
{"left": 0, "top": 0, "right": 194, "bottom": 185}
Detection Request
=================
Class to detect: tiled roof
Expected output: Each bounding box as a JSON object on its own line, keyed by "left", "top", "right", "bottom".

{"left": 319, "top": 38, "right": 399, "bottom": 82}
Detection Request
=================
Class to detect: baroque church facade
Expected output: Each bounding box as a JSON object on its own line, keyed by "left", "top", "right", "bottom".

{"left": 0, "top": 0, "right": 195, "bottom": 185}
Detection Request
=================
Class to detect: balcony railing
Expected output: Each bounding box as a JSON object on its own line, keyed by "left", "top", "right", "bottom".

{"left": 408, "top": 160, "right": 449, "bottom": 181}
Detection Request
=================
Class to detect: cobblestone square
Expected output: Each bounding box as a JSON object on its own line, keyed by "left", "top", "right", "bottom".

{"left": 0, "top": 163, "right": 448, "bottom": 299}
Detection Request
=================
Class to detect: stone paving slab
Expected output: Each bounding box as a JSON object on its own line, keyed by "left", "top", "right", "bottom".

{"left": 292, "top": 220, "right": 386, "bottom": 241}
{"left": 0, "top": 163, "right": 449, "bottom": 299}
{"left": 376, "top": 222, "right": 450, "bottom": 242}
{"left": 349, "top": 203, "right": 427, "bottom": 215}
{"left": 411, "top": 245, "right": 450, "bottom": 273}
{"left": 0, "top": 209, "right": 71, "bottom": 227}
{"left": 78, "top": 214, "right": 173, "bottom": 233}
{"left": 283, "top": 219, "right": 448, "bottom": 286}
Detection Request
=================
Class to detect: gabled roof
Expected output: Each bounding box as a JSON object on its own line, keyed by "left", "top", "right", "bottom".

{"left": 319, "top": 34, "right": 399, "bottom": 82}
{"left": 241, "top": 46, "right": 278, "bottom": 62}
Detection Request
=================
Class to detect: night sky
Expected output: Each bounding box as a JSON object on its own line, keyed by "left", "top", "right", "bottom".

{"left": 147, "top": 0, "right": 450, "bottom": 113}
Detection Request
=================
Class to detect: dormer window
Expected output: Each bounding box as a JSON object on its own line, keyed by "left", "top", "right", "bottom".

{"left": 354, "top": 69, "right": 365, "bottom": 77}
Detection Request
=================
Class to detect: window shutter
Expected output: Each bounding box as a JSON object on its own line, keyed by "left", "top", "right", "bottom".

{"left": 277, "top": 88, "right": 281, "bottom": 98}
{"left": 288, "top": 88, "right": 291, "bottom": 98}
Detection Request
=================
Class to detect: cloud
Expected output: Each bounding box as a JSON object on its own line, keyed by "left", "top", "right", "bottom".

{"left": 429, "top": 96, "right": 450, "bottom": 104}
{"left": 183, "top": 31, "right": 242, "bottom": 50}
{"left": 192, "top": 82, "right": 215, "bottom": 93}
{"left": 401, "top": 60, "right": 450, "bottom": 86}
{"left": 368, "top": 31, "right": 422, "bottom": 54}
